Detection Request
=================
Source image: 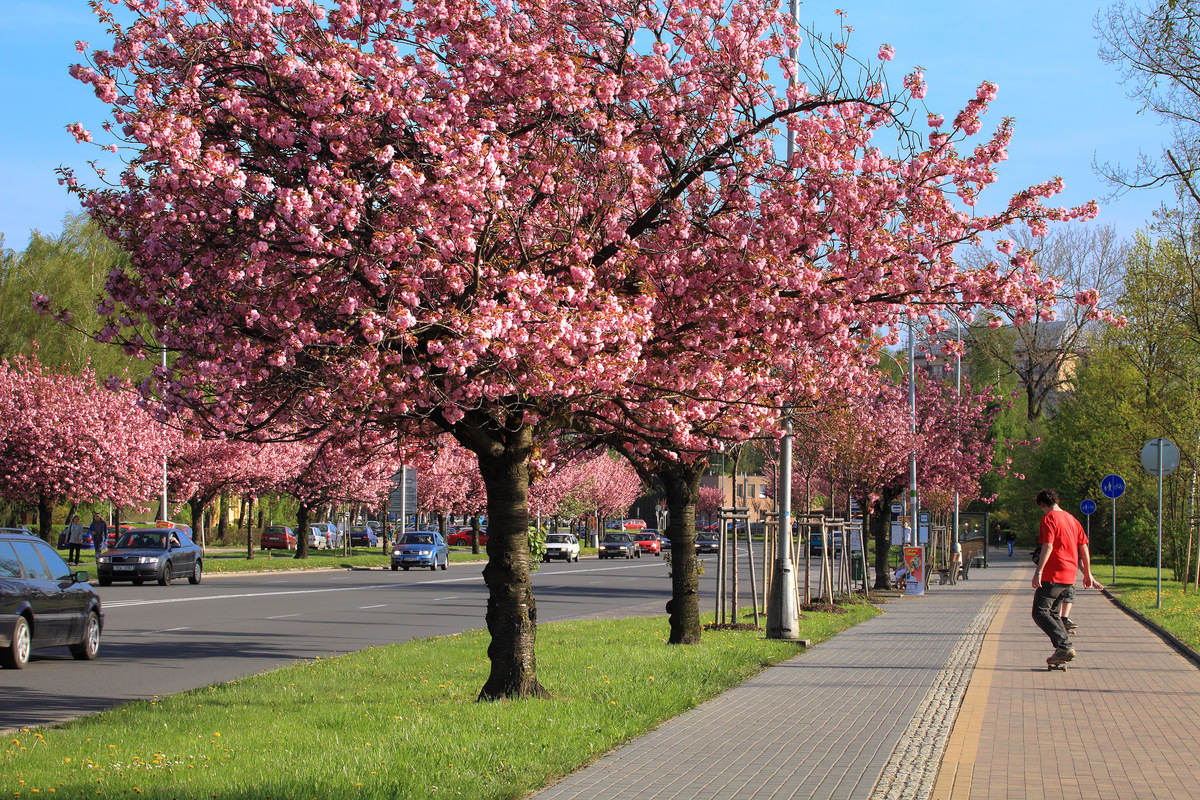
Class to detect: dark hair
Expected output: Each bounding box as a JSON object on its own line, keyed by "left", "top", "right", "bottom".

{"left": 1036, "top": 489, "right": 1059, "bottom": 508}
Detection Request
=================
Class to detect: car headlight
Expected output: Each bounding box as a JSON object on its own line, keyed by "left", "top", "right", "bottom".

{"left": 392, "top": 549, "right": 402, "bottom": 556}
{"left": 97, "top": 556, "right": 110, "bottom": 564}
{"left": 138, "top": 555, "right": 160, "bottom": 564}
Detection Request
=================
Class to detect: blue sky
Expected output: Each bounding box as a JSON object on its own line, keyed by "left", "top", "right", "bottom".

{"left": 0, "top": 0, "right": 1177, "bottom": 251}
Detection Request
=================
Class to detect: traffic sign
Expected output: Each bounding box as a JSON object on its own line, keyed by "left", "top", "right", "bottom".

{"left": 1141, "top": 438, "right": 1180, "bottom": 476}
{"left": 1080, "top": 499, "right": 1096, "bottom": 515}
{"left": 1101, "top": 474, "right": 1126, "bottom": 499}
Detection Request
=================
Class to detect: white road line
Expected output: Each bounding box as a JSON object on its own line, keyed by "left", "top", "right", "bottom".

{"left": 359, "top": 604, "right": 386, "bottom": 609}
{"left": 266, "top": 613, "right": 300, "bottom": 620}
{"left": 432, "top": 596, "right": 459, "bottom": 601}
{"left": 138, "top": 626, "right": 190, "bottom": 635}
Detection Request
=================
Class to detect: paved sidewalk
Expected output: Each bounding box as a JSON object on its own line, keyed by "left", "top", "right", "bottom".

{"left": 532, "top": 554, "right": 1019, "bottom": 800}
{"left": 529, "top": 553, "right": 1200, "bottom": 800}
{"left": 932, "top": 560, "right": 1200, "bottom": 799}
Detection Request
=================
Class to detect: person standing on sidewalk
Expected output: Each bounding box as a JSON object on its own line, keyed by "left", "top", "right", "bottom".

{"left": 1032, "top": 489, "right": 1103, "bottom": 663}
{"left": 1005, "top": 527, "right": 1016, "bottom": 557}
{"left": 63, "top": 514, "right": 85, "bottom": 565}
{"left": 89, "top": 512, "right": 108, "bottom": 560}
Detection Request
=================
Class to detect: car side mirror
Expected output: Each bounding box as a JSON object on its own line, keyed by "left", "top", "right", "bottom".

{"left": 74, "top": 571, "right": 90, "bottom": 583}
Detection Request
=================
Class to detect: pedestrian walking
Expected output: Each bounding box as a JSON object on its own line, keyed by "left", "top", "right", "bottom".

{"left": 89, "top": 512, "right": 108, "bottom": 559}
{"left": 63, "top": 514, "right": 85, "bottom": 565}
{"left": 1004, "top": 527, "right": 1016, "bottom": 557}
{"left": 1032, "top": 489, "right": 1103, "bottom": 665}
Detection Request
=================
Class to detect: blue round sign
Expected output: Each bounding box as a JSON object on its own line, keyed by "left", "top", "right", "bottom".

{"left": 1080, "top": 499, "right": 1097, "bottom": 515}
{"left": 1101, "top": 474, "right": 1126, "bottom": 500}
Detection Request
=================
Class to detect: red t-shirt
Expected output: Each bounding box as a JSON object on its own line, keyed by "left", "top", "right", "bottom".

{"left": 1039, "top": 508, "right": 1088, "bottom": 584}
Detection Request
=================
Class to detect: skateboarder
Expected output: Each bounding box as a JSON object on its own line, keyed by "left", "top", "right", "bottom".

{"left": 1032, "top": 489, "right": 1103, "bottom": 665}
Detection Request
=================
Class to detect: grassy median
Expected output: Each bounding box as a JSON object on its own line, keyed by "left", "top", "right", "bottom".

{"left": 2, "top": 607, "right": 876, "bottom": 799}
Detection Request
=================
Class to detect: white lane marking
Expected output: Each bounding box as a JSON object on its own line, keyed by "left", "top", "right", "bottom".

{"left": 138, "top": 626, "right": 190, "bottom": 635}
{"left": 267, "top": 614, "right": 300, "bottom": 620}
{"left": 99, "top": 561, "right": 661, "bottom": 609}
{"left": 359, "top": 604, "right": 386, "bottom": 610}
{"left": 432, "top": 596, "right": 459, "bottom": 601}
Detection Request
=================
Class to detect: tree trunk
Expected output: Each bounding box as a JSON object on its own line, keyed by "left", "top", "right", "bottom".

{"left": 872, "top": 486, "right": 899, "bottom": 590}
{"left": 218, "top": 494, "right": 228, "bottom": 544}
{"left": 189, "top": 492, "right": 215, "bottom": 552}
{"left": 471, "top": 514, "right": 482, "bottom": 555}
{"left": 295, "top": 503, "right": 310, "bottom": 559}
{"left": 656, "top": 461, "right": 705, "bottom": 645}
{"left": 244, "top": 495, "right": 255, "bottom": 560}
{"left": 37, "top": 494, "right": 54, "bottom": 543}
{"left": 475, "top": 423, "right": 547, "bottom": 700}
{"left": 438, "top": 512, "right": 447, "bottom": 541}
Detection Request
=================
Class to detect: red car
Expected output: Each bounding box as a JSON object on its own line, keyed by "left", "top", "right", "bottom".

{"left": 260, "top": 525, "right": 297, "bottom": 550}
{"left": 447, "top": 527, "right": 488, "bottom": 547}
{"left": 632, "top": 531, "right": 661, "bottom": 555}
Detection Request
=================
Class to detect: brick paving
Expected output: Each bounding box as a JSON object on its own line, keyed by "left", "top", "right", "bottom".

{"left": 933, "top": 559, "right": 1200, "bottom": 800}
{"left": 532, "top": 555, "right": 1012, "bottom": 800}
{"left": 530, "top": 553, "right": 1200, "bottom": 800}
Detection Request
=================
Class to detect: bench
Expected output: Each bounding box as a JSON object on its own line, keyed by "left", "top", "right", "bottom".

{"left": 960, "top": 539, "right": 985, "bottom": 579}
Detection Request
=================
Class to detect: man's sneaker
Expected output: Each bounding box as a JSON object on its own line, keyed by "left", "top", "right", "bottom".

{"left": 1047, "top": 646, "right": 1076, "bottom": 663}
{"left": 1063, "top": 618, "right": 1078, "bottom": 633}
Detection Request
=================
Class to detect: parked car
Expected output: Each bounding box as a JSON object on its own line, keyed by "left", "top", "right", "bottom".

{"left": 57, "top": 528, "right": 95, "bottom": 550}
{"left": 261, "top": 525, "right": 297, "bottom": 550}
{"left": 312, "top": 522, "right": 340, "bottom": 548}
{"left": 543, "top": 533, "right": 580, "bottom": 562}
{"left": 0, "top": 531, "right": 103, "bottom": 669}
{"left": 632, "top": 531, "right": 661, "bottom": 556}
{"left": 447, "top": 527, "right": 488, "bottom": 547}
{"left": 96, "top": 527, "right": 203, "bottom": 587}
{"left": 347, "top": 525, "right": 378, "bottom": 547}
{"left": 658, "top": 531, "right": 672, "bottom": 550}
{"left": 0, "top": 526, "right": 35, "bottom": 537}
{"left": 307, "top": 526, "right": 329, "bottom": 550}
{"left": 695, "top": 533, "right": 719, "bottom": 554}
{"left": 599, "top": 532, "right": 640, "bottom": 559}
{"left": 390, "top": 531, "right": 448, "bottom": 571}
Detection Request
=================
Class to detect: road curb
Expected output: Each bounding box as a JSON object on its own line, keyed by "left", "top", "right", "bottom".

{"left": 1101, "top": 588, "right": 1200, "bottom": 670}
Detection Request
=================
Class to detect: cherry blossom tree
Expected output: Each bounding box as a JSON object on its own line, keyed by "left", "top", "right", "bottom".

{"left": 169, "top": 432, "right": 264, "bottom": 548}
{"left": 697, "top": 485, "right": 724, "bottom": 527}
{"left": 62, "top": 0, "right": 1104, "bottom": 689}
{"left": 273, "top": 430, "right": 401, "bottom": 558}
{"left": 0, "top": 353, "right": 170, "bottom": 540}
{"left": 418, "top": 438, "right": 484, "bottom": 544}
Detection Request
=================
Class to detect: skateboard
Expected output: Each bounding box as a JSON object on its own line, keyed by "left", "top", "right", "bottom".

{"left": 1047, "top": 660, "right": 1068, "bottom": 671}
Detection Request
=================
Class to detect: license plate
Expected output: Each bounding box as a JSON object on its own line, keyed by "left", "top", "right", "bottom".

{"left": 403, "top": 555, "right": 419, "bottom": 561}
{"left": 114, "top": 565, "right": 134, "bottom": 571}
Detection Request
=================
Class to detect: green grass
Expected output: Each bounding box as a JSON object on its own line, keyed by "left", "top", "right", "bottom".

{"left": 2, "top": 607, "right": 876, "bottom": 799}
{"left": 1100, "top": 561, "right": 1200, "bottom": 652}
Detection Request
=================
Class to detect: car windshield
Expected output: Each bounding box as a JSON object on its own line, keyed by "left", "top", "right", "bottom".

{"left": 602, "top": 533, "right": 629, "bottom": 543}
{"left": 266, "top": 527, "right": 287, "bottom": 535}
{"left": 400, "top": 533, "right": 434, "bottom": 545}
{"left": 634, "top": 533, "right": 654, "bottom": 541}
{"left": 546, "top": 534, "right": 570, "bottom": 543}
{"left": 116, "top": 532, "right": 168, "bottom": 549}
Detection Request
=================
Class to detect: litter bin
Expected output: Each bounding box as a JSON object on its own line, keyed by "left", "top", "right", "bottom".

{"left": 851, "top": 555, "right": 864, "bottom": 581}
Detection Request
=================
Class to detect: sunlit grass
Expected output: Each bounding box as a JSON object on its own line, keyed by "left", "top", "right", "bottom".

{"left": 1, "top": 608, "right": 875, "bottom": 799}
{"left": 1101, "top": 561, "right": 1200, "bottom": 652}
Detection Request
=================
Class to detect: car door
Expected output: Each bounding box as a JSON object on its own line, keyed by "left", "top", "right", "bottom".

{"left": 11, "top": 540, "right": 71, "bottom": 646}
{"left": 172, "top": 531, "right": 197, "bottom": 578}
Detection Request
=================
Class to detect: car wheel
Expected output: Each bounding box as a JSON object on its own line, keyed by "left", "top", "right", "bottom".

{"left": 402, "top": 566, "right": 410, "bottom": 571}
{"left": 391, "top": 563, "right": 398, "bottom": 571}
{"left": 99, "top": 577, "right": 112, "bottom": 586}
{"left": 189, "top": 561, "right": 202, "bottom": 585}
{"left": 1, "top": 615, "right": 31, "bottom": 669}
{"left": 159, "top": 563, "right": 171, "bottom": 586}
{"left": 574, "top": 553, "right": 579, "bottom": 562}
{"left": 70, "top": 611, "right": 101, "bottom": 661}
{"left": 133, "top": 578, "right": 143, "bottom": 585}
{"left": 430, "top": 563, "right": 437, "bottom": 572}
{"left": 440, "top": 558, "right": 448, "bottom": 571}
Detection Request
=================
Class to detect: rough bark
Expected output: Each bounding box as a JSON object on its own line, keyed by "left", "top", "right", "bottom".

{"left": 475, "top": 423, "right": 548, "bottom": 700}
{"left": 217, "top": 494, "right": 228, "bottom": 543}
{"left": 37, "top": 495, "right": 54, "bottom": 542}
{"left": 872, "top": 486, "right": 900, "bottom": 590}
{"left": 471, "top": 515, "right": 482, "bottom": 555}
{"left": 244, "top": 495, "right": 255, "bottom": 560}
{"left": 295, "top": 503, "right": 310, "bottom": 559}
{"left": 656, "top": 461, "right": 705, "bottom": 645}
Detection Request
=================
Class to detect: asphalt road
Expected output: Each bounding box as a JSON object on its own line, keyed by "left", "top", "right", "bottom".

{"left": 0, "top": 552, "right": 699, "bottom": 731}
